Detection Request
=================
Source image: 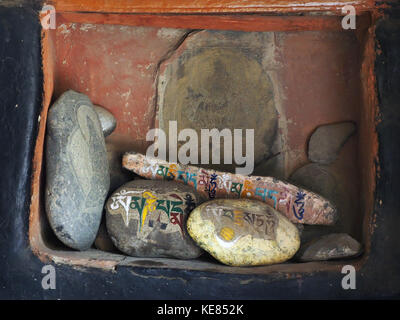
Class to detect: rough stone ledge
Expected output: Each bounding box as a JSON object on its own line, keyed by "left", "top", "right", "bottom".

{"left": 32, "top": 245, "right": 364, "bottom": 275}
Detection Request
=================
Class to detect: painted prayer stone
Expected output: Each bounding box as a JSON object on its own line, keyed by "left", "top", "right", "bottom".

{"left": 94, "top": 220, "right": 118, "bottom": 253}
{"left": 308, "top": 121, "right": 356, "bottom": 165}
{"left": 45, "top": 90, "right": 110, "bottom": 250}
{"left": 93, "top": 105, "right": 117, "bottom": 137}
{"left": 187, "top": 199, "right": 300, "bottom": 266}
{"left": 290, "top": 162, "right": 357, "bottom": 236}
{"left": 123, "top": 152, "right": 338, "bottom": 225}
{"left": 296, "top": 233, "right": 362, "bottom": 261}
{"left": 105, "top": 180, "right": 203, "bottom": 259}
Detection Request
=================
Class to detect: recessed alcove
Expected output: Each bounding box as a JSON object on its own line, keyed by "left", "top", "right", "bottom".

{"left": 29, "top": 10, "right": 377, "bottom": 274}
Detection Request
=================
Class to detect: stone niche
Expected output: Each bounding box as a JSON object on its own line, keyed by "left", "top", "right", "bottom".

{"left": 29, "top": 12, "right": 377, "bottom": 274}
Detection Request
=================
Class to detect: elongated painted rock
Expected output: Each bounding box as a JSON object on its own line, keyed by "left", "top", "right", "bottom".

{"left": 105, "top": 180, "right": 203, "bottom": 259}
{"left": 45, "top": 90, "right": 110, "bottom": 250}
{"left": 122, "top": 152, "right": 337, "bottom": 225}
{"left": 187, "top": 199, "right": 300, "bottom": 266}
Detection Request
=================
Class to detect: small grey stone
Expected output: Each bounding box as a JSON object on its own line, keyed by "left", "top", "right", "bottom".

{"left": 45, "top": 90, "right": 110, "bottom": 250}
{"left": 94, "top": 105, "right": 116, "bottom": 137}
{"left": 105, "top": 180, "right": 203, "bottom": 259}
{"left": 308, "top": 122, "right": 356, "bottom": 164}
{"left": 297, "top": 233, "right": 362, "bottom": 261}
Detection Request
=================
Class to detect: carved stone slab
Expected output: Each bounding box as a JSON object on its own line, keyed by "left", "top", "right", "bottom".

{"left": 105, "top": 180, "right": 203, "bottom": 259}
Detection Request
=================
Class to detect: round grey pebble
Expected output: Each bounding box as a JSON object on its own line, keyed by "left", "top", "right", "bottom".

{"left": 94, "top": 105, "right": 117, "bottom": 137}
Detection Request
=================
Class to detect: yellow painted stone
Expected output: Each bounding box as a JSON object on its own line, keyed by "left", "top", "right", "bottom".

{"left": 187, "top": 199, "right": 300, "bottom": 266}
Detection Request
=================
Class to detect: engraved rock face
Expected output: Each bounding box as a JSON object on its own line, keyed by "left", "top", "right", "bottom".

{"left": 296, "top": 233, "right": 362, "bottom": 261}
{"left": 308, "top": 122, "right": 356, "bottom": 164}
{"left": 45, "top": 90, "right": 110, "bottom": 250}
{"left": 105, "top": 180, "right": 203, "bottom": 259}
{"left": 187, "top": 199, "right": 300, "bottom": 266}
{"left": 158, "top": 30, "right": 279, "bottom": 172}
{"left": 93, "top": 105, "right": 116, "bottom": 137}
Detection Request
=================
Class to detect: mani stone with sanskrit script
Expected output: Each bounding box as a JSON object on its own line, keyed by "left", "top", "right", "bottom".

{"left": 122, "top": 152, "right": 338, "bottom": 226}
{"left": 45, "top": 90, "right": 110, "bottom": 250}
{"left": 187, "top": 199, "right": 300, "bottom": 266}
{"left": 105, "top": 180, "right": 203, "bottom": 259}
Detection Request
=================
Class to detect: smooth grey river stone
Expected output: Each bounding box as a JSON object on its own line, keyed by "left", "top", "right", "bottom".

{"left": 45, "top": 90, "right": 110, "bottom": 250}
{"left": 308, "top": 122, "right": 356, "bottom": 164}
{"left": 93, "top": 105, "right": 116, "bottom": 137}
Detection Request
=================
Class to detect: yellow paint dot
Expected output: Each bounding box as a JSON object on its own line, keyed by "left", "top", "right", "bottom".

{"left": 220, "top": 227, "right": 235, "bottom": 241}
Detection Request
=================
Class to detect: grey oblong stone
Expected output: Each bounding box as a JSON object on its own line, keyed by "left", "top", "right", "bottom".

{"left": 297, "top": 233, "right": 362, "bottom": 262}
{"left": 93, "top": 105, "right": 116, "bottom": 137}
{"left": 308, "top": 122, "right": 356, "bottom": 165}
{"left": 45, "top": 90, "right": 110, "bottom": 250}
